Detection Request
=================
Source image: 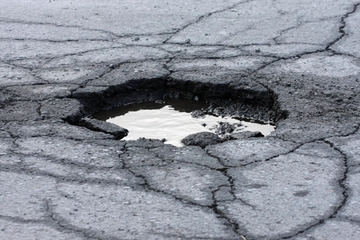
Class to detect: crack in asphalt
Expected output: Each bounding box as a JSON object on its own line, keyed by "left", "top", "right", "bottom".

{"left": 326, "top": 2, "right": 360, "bottom": 50}
{"left": 0, "top": 164, "right": 141, "bottom": 188}
{"left": 2, "top": 129, "right": 354, "bottom": 239}
{"left": 117, "top": 144, "right": 244, "bottom": 238}
{"left": 272, "top": 17, "right": 339, "bottom": 45}
{"left": 1, "top": 1, "right": 359, "bottom": 71}
{"left": 330, "top": 49, "right": 360, "bottom": 61}
{"left": 211, "top": 190, "right": 246, "bottom": 239}
{"left": 163, "top": 0, "right": 254, "bottom": 44}
{"left": 0, "top": 215, "right": 46, "bottom": 225}
{"left": 44, "top": 199, "right": 101, "bottom": 240}
{"left": 205, "top": 137, "right": 302, "bottom": 168}
{"left": 0, "top": 213, "right": 95, "bottom": 240}
{"left": 0, "top": 18, "right": 120, "bottom": 39}
{"left": 120, "top": 145, "right": 215, "bottom": 205}
{"left": 2, "top": 127, "right": 259, "bottom": 239}
{"left": 277, "top": 139, "right": 349, "bottom": 239}
{"left": 0, "top": 37, "right": 111, "bottom": 43}
{"left": 202, "top": 130, "right": 357, "bottom": 239}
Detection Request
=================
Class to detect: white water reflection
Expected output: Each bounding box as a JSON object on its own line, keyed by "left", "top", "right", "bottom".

{"left": 101, "top": 104, "right": 274, "bottom": 147}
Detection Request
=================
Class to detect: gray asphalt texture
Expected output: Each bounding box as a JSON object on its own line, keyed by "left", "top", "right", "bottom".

{"left": 1, "top": 1, "right": 360, "bottom": 239}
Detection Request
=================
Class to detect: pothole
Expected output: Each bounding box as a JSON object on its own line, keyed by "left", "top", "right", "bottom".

{"left": 72, "top": 78, "right": 286, "bottom": 147}
{"left": 93, "top": 99, "right": 275, "bottom": 147}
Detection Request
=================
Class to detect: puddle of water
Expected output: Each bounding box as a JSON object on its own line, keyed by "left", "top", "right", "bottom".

{"left": 93, "top": 99, "right": 275, "bottom": 147}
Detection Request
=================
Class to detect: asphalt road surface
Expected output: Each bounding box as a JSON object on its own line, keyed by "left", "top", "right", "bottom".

{"left": 1, "top": 1, "right": 360, "bottom": 239}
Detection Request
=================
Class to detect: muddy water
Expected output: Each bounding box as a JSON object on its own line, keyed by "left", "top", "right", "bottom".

{"left": 93, "top": 99, "right": 275, "bottom": 147}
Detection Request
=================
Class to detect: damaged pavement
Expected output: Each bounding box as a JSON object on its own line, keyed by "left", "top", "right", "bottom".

{"left": 1, "top": 0, "right": 360, "bottom": 239}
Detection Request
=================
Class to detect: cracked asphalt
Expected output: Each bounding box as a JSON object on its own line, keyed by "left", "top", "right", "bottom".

{"left": 1, "top": 0, "right": 360, "bottom": 239}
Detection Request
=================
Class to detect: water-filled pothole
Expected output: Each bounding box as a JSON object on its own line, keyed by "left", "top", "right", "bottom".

{"left": 93, "top": 99, "right": 275, "bottom": 147}
{"left": 72, "top": 78, "right": 286, "bottom": 147}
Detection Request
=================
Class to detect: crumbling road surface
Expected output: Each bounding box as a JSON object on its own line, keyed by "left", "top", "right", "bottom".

{"left": 1, "top": 1, "right": 360, "bottom": 239}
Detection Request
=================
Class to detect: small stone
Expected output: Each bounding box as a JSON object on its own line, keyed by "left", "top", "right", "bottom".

{"left": 79, "top": 117, "right": 128, "bottom": 140}
{"left": 191, "top": 110, "right": 205, "bottom": 118}
{"left": 212, "top": 122, "right": 238, "bottom": 135}
{"left": 181, "top": 132, "right": 222, "bottom": 148}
